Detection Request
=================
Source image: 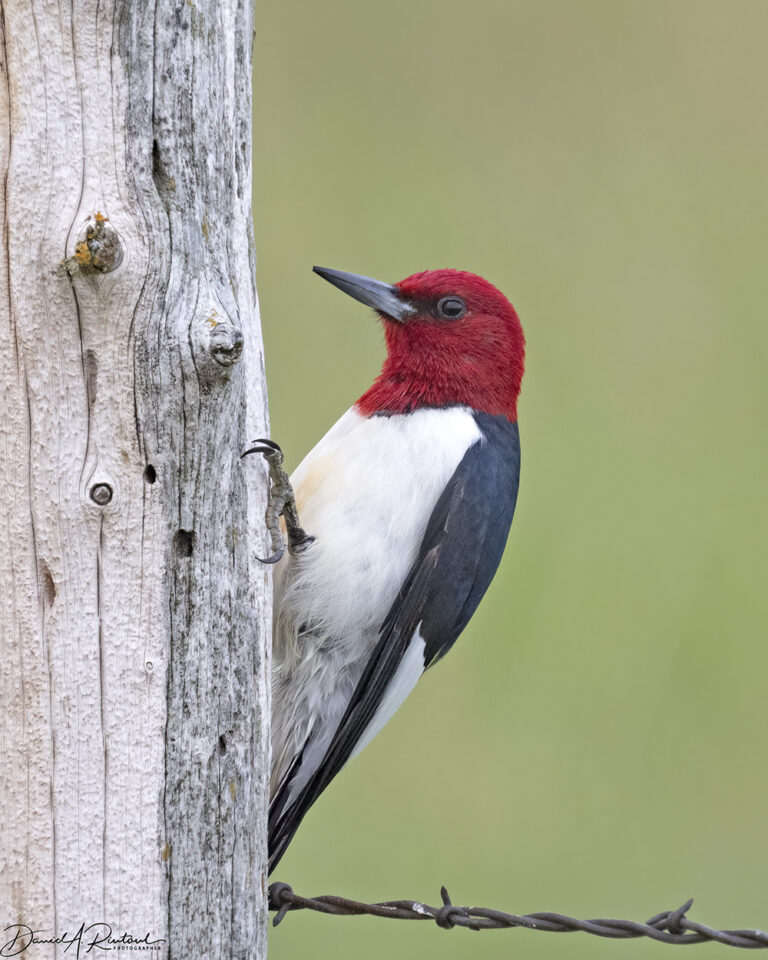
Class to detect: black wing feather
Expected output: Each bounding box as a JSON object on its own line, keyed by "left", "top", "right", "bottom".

{"left": 269, "top": 413, "right": 520, "bottom": 871}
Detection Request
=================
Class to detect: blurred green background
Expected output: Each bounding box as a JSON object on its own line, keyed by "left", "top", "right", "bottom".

{"left": 253, "top": 1, "right": 768, "bottom": 957}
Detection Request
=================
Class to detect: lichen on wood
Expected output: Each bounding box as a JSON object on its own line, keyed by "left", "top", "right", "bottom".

{"left": 62, "top": 212, "right": 123, "bottom": 275}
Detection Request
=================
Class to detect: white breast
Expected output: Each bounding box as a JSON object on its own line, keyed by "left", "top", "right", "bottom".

{"left": 270, "top": 405, "right": 481, "bottom": 794}
{"left": 275, "top": 405, "right": 481, "bottom": 655}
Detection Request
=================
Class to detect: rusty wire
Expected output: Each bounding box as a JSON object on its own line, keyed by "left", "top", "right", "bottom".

{"left": 268, "top": 883, "right": 768, "bottom": 947}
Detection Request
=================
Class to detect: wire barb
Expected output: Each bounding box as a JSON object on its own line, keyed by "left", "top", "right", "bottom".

{"left": 268, "top": 882, "right": 768, "bottom": 947}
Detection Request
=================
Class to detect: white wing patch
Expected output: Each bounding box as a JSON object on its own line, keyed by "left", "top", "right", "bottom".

{"left": 349, "top": 628, "right": 426, "bottom": 761}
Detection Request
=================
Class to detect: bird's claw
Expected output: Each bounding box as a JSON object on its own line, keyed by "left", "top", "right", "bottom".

{"left": 258, "top": 544, "right": 286, "bottom": 565}
{"left": 242, "top": 438, "right": 315, "bottom": 563}
{"left": 241, "top": 437, "right": 283, "bottom": 458}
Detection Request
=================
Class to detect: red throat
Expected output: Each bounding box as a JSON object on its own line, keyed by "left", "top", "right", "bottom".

{"left": 356, "top": 270, "right": 525, "bottom": 421}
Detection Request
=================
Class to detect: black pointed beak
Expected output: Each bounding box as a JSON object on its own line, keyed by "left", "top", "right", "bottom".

{"left": 312, "top": 266, "right": 416, "bottom": 323}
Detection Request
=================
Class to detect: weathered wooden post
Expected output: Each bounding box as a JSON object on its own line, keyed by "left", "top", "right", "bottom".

{"left": 0, "top": 1, "right": 270, "bottom": 956}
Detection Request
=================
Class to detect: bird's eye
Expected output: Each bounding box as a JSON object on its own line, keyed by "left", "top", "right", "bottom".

{"left": 436, "top": 296, "right": 466, "bottom": 320}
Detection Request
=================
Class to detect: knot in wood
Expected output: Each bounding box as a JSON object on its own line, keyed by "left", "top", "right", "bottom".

{"left": 89, "top": 482, "right": 113, "bottom": 505}
{"left": 67, "top": 213, "right": 123, "bottom": 275}
{"left": 193, "top": 306, "right": 244, "bottom": 384}
{"left": 209, "top": 323, "right": 244, "bottom": 367}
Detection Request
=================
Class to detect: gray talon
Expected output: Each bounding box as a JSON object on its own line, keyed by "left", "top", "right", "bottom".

{"left": 257, "top": 545, "right": 286, "bottom": 565}
{"left": 243, "top": 439, "right": 314, "bottom": 563}
{"left": 244, "top": 437, "right": 282, "bottom": 454}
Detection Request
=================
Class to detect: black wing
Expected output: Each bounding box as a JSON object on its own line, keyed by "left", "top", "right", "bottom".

{"left": 269, "top": 412, "right": 521, "bottom": 871}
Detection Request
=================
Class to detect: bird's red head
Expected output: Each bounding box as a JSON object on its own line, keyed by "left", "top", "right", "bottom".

{"left": 314, "top": 267, "right": 525, "bottom": 421}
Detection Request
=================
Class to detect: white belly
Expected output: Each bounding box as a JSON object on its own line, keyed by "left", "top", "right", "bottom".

{"left": 271, "top": 405, "right": 481, "bottom": 793}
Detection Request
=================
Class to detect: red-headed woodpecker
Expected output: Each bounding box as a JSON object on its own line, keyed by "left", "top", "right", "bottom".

{"left": 248, "top": 266, "right": 525, "bottom": 872}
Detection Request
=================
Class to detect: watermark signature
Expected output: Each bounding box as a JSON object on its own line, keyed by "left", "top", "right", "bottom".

{"left": 1, "top": 923, "right": 165, "bottom": 957}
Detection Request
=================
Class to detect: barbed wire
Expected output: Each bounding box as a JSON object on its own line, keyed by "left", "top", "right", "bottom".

{"left": 268, "top": 882, "right": 768, "bottom": 947}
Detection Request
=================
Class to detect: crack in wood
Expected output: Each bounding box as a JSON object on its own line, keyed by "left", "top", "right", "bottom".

{"left": 38, "top": 558, "right": 56, "bottom": 609}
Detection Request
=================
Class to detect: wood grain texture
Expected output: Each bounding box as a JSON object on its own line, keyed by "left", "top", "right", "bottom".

{"left": 0, "top": 1, "right": 269, "bottom": 956}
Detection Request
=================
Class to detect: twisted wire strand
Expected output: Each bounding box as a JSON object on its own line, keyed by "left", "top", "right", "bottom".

{"left": 268, "top": 883, "right": 768, "bottom": 947}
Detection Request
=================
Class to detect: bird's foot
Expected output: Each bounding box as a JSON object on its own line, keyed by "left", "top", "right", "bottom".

{"left": 241, "top": 439, "right": 315, "bottom": 564}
